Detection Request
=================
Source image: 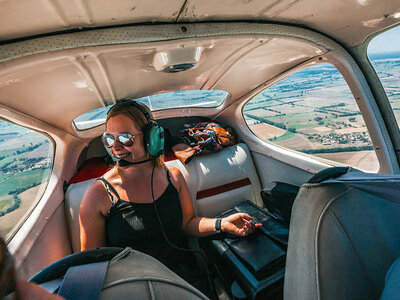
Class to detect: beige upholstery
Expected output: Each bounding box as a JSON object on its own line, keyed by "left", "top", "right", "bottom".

{"left": 64, "top": 178, "right": 96, "bottom": 253}
{"left": 166, "top": 143, "right": 263, "bottom": 217}
{"left": 65, "top": 143, "right": 262, "bottom": 253}
{"left": 284, "top": 180, "right": 400, "bottom": 300}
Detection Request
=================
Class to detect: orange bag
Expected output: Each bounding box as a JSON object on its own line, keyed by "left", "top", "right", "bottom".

{"left": 211, "top": 124, "right": 235, "bottom": 147}
{"left": 174, "top": 122, "right": 236, "bottom": 164}
{"left": 172, "top": 143, "right": 196, "bottom": 164}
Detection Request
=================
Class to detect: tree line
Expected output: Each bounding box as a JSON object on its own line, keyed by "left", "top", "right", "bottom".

{"left": 299, "top": 145, "right": 374, "bottom": 154}
{"left": 245, "top": 113, "right": 287, "bottom": 130}
{"left": 0, "top": 195, "right": 21, "bottom": 217}
{"left": 1, "top": 182, "right": 42, "bottom": 216}
{"left": 1, "top": 157, "right": 47, "bottom": 173}
{"left": 8, "top": 182, "right": 41, "bottom": 196}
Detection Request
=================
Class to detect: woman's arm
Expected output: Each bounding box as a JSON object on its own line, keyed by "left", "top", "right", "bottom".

{"left": 168, "top": 167, "right": 261, "bottom": 237}
{"left": 79, "top": 181, "right": 109, "bottom": 251}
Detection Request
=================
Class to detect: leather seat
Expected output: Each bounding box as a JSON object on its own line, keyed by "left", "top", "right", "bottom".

{"left": 284, "top": 171, "right": 400, "bottom": 300}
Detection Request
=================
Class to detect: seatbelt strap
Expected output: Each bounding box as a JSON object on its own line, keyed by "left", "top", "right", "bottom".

{"left": 57, "top": 261, "right": 109, "bottom": 300}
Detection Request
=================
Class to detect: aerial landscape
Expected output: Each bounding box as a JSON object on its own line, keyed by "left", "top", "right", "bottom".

{"left": 244, "top": 56, "right": 400, "bottom": 171}
{"left": 0, "top": 54, "right": 399, "bottom": 237}
{"left": 0, "top": 122, "right": 52, "bottom": 236}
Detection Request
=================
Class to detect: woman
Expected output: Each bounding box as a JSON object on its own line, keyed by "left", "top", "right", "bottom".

{"left": 79, "top": 101, "right": 261, "bottom": 289}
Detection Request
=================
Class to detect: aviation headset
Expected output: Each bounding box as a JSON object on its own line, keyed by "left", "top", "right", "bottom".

{"left": 104, "top": 100, "right": 165, "bottom": 165}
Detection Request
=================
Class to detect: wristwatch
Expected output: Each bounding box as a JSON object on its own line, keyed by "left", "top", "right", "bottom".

{"left": 215, "top": 218, "right": 222, "bottom": 234}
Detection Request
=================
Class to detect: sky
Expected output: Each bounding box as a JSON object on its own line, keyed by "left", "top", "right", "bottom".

{"left": 368, "top": 25, "right": 400, "bottom": 54}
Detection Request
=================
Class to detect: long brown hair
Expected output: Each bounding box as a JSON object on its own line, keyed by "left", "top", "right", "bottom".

{"left": 106, "top": 100, "right": 164, "bottom": 167}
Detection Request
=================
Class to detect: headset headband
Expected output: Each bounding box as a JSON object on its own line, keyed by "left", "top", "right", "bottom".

{"left": 111, "top": 100, "right": 154, "bottom": 126}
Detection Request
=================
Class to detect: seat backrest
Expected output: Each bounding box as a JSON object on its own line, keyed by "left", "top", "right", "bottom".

{"left": 166, "top": 143, "right": 263, "bottom": 217}
{"left": 284, "top": 175, "right": 400, "bottom": 300}
{"left": 65, "top": 178, "right": 96, "bottom": 253}
{"left": 65, "top": 143, "right": 263, "bottom": 252}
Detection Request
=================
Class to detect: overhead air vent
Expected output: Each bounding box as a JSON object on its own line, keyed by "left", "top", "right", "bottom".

{"left": 153, "top": 47, "right": 202, "bottom": 73}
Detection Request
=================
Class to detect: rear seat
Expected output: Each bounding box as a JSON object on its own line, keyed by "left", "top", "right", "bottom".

{"left": 65, "top": 143, "right": 263, "bottom": 253}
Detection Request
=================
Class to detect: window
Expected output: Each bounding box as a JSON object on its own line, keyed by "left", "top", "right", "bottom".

{"left": 368, "top": 25, "right": 400, "bottom": 128}
{"left": 0, "top": 120, "right": 53, "bottom": 239}
{"left": 244, "top": 63, "right": 379, "bottom": 172}
{"left": 74, "top": 89, "right": 228, "bottom": 130}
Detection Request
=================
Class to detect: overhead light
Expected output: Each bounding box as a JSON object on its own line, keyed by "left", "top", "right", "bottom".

{"left": 153, "top": 47, "right": 203, "bottom": 73}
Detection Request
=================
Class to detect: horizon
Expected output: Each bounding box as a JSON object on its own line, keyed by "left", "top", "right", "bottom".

{"left": 368, "top": 50, "right": 400, "bottom": 60}
{"left": 368, "top": 25, "right": 400, "bottom": 55}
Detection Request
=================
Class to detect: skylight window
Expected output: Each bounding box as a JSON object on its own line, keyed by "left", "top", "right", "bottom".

{"left": 73, "top": 90, "right": 228, "bottom": 130}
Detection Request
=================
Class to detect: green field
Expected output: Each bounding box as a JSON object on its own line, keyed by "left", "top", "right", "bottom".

{"left": 272, "top": 131, "right": 295, "bottom": 142}
{"left": 0, "top": 168, "right": 51, "bottom": 197}
{"left": 0, "top": 199, "right": 12, "bottom": 211}
{"left": 287, "top": 123, "right": 316, "bottom": 130}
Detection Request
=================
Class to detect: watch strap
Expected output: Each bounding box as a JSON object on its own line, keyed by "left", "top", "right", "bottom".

{"left": 215, "top": 218, "right": 222, "bottom": 233}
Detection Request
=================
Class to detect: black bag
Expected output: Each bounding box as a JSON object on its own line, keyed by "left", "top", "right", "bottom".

{"left": 224, "top": 234, "right": 285, "bottom": 280}
{"left": 261, "top": 181, "right": 300, "bottom": 225}
{"left": 207, "top": 201, "right": 288, "bottom": 300}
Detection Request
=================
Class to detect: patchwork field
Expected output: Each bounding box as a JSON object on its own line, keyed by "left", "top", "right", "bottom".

{"left": 0, "top": 185, "right": 41, "bottom": 238}
{"left": 314, "top": 151, "right": 379, "bottom": 172}
{"left": 249, "top": 123, "right": 286, "bottom": 140}
{"left": 244, "top": 57, "right": 400, "bottom": 172}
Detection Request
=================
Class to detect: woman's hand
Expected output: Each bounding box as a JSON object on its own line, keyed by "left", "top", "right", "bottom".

{"left": 221, "top": 213, "right": 262, "bottom": 237}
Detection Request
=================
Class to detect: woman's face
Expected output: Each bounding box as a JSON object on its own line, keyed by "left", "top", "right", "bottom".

{"left": 105, "top": 114, "right": 147, "bottom": 163}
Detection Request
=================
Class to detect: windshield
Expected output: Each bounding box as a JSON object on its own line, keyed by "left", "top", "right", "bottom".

{"left": 367, "top": 25, "right": 400, "bottom": 128}
{"left": 73, "top": 90, "right": 228, "bottom": 130}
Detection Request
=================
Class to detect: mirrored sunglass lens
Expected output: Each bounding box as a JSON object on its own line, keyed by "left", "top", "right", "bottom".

{"left": 118, "top": 133, "right": 132, "bottom": 146}
{"left": 104, "top": 135, "right": 114, "bottom": 147}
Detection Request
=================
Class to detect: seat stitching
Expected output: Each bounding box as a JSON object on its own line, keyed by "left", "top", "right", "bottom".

{"left": 329, "top": 207, "right": 376, "bottom": 297}
{"left": 148, "top": 281, "right": 156, "bottom": 300}
{"left": 314, "top": 186, "right": 352, "bottom": 300}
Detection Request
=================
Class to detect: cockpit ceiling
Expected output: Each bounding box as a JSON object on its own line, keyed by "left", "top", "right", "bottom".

{"left": 0, "top": 32, "right": 327, "bottom": 134}
{"left": 0, "top": 0, "right": 399, "bottom": 47}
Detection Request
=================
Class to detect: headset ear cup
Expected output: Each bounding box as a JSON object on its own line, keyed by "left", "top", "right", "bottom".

{"left": 143, "top": 125, "right": 151, "bottom": 154}
{"left": 145, "top": 125, "right": 164, "bottom": 156}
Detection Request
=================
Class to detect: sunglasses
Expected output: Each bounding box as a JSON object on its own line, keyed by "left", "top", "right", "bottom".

{"left": 102, "top": 132, "right": 141, "bottom": 148}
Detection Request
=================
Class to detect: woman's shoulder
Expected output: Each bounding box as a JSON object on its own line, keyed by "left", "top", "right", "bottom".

{"left": 166, "top": 165, "right": 180, "bottom": 174}
{"left": 166, "top": 165, "right": 186, "bottom": 188}
{"left": 166, "top": 165, "right": 183, "bottom": 179}
{"left": 80, "top": 175, "right": 114, "bottom": 213}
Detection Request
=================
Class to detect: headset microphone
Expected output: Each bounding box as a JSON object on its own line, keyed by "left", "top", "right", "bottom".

{"left": 105, "top": 147, "right": 162, "bottom": 167}
{"left": 117, "top": 154, "right": 161, "bottom": 167}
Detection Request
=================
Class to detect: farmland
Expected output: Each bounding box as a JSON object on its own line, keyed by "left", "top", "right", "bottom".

{"left": 0, "top": 122, "right": 52, "bottom": 237}
{"left": 0, "top": 185, "right": 41, "bottom": 237}
{"left": 245, "top": 57, "right": 400, "bottom": 172}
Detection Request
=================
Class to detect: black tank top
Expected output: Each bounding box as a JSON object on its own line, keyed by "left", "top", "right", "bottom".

{"left": 98, "top": 170, "right": 192, "bottom": 270}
